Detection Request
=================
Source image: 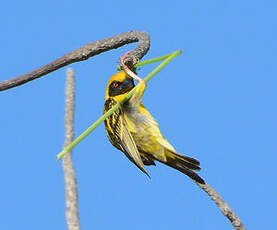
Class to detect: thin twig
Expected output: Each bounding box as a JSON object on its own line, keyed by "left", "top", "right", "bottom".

{"left": 0, "top": 31, "right": 150, "bottom": 91}
{"left": 62, "top": 68, "right": 81, "bottom": 230}
{"left": 197, "top": 183, "right": 246, "bottom": 230}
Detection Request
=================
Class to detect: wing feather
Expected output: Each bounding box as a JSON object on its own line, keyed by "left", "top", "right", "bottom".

{"left": 120, "top": 115, "right": 149, "bottom": 176}
{"left": 104, "top": 98, "right": 148, "bottom": 176}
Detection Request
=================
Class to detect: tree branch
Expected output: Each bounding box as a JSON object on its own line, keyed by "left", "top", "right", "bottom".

{"left": 197, "top": 182, "right": 246, "bottom": 230}
{"left": 4, "top": 27, "right": 245, "bottom": 229}
{"left": 0, "top": 31, "right": 150, "bottom": 91}
{"left": 62, "top": 68, "right": 81, "bottom": 230}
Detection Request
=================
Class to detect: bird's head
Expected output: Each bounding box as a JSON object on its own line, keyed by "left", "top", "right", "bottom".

{"left": 105, "top": 71, "right": 135, "bottom": 100}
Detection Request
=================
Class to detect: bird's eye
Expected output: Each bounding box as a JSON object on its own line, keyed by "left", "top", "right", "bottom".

{"left": 113, "top": 82, "right": 119, "bottom": 88}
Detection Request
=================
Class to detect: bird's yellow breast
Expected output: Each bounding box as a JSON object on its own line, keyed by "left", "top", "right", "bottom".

{"left": 122, "top": 102, "right": 172, "bottom": 161}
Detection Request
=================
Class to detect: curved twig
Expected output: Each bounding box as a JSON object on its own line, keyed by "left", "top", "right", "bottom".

{"left": 3, "top": 28, "right": 245, "bottom": 229}
{"left": 0, "top": 31, "right": 150, "bottom": 91}
{"left": 197, "top": 183, "right": 246, "bottom": 230}
{"left": 62, "top": 68, "right": 81, "bottom": 230}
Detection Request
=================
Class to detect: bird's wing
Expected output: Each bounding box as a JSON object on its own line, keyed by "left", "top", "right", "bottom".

{"left": 119, "top": 114, "right": 149, "bottom": 177}
{"left": 104, "top": 98, "right": 148, "bottom": 176}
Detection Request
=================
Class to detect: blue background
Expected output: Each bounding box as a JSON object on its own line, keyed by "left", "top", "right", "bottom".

{"left": 1, "top": 1, "right": 276, "bottom": 229}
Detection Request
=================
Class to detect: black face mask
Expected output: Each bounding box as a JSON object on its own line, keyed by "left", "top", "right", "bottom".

{"left": 109, "top": 78, "right": 135, "bottom": 97}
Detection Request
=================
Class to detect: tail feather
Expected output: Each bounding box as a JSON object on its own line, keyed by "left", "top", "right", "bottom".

{"left": 178, "top": 154, "right": 200, "bottom": 166}
{"left": 163, "top": 150, "right": 205, "bottom": 184}
{"left": 173, "top": 154, "right": 201, "bottom": 171}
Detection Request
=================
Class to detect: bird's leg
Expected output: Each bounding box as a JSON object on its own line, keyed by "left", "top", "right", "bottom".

{"left": 120, "top": 51, "right": 146, "bottom": 106}
{"left": 120, "top": 51, "right": 143, "bottom": 83}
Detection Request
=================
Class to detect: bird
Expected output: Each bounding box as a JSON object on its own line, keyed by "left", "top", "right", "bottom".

{"left": 104, "top": 70, "right": 205, "bottom": 184}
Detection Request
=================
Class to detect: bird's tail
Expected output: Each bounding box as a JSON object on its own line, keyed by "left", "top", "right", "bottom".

{"left": 162, "top": 150, "right": 205, "bottom": 184}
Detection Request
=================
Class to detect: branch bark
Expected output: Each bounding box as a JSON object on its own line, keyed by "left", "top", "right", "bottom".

{"left": 0, "top": 31, "right": 150, "bottom": 91}
{"left": 62, "top": 68, "right": 81, "bottom": 230}
{"left": 197, "top": 182, "right": 246, "bottom": 230}
{"left": 3, "top": 29, "right": 245, "bottom": 229}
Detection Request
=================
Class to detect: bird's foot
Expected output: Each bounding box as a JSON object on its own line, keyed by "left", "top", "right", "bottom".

{"left": 120, "top": 51, "right": 143, "bottom": 82}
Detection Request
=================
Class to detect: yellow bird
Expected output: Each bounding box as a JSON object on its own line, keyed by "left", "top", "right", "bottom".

{"left": 104, "top": 71, "right": 205, "bottom": 184}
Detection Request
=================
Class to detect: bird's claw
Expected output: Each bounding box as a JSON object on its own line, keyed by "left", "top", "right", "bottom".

{"left": 120, "top": 51, "right": 143, "bottom": 82}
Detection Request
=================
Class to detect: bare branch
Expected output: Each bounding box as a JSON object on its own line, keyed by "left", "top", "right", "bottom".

{"left": 0, "top": 31, "right": 150, "bottom": 91}
{"left": 62, "top": 68, "right": 81, "bottom": 230}
{"left": 197, "top": 183, "right": 246, "bottom": 230}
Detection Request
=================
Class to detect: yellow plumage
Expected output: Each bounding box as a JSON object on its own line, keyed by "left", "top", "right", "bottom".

{"left": 104, "top": 71, "right": 205, "bottom": 184}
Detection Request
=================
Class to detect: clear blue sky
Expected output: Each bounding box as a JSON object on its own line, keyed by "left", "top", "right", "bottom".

{"left": 1, "top": 1, "right": 276, "bottom": 229}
